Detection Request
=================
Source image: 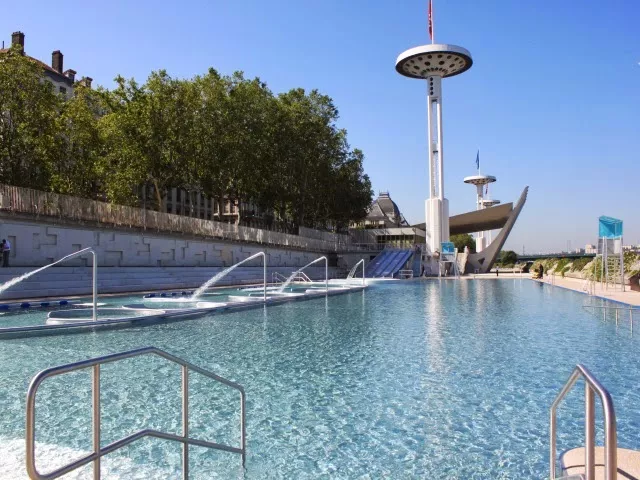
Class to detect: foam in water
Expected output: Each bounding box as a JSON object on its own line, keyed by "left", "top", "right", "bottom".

{"left": 277, "top": 256, "right": 326, "bottom": 293}
{"left": 191, "top": 252, "right": 265, "bottom": 299}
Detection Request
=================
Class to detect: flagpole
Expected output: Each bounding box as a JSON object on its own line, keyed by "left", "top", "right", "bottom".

{"left": 431, "top": 0, "right": 435, "bottom": 44}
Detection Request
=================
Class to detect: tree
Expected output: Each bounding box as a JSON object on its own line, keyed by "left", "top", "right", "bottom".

{"left": 0, "top": 45, "right": 60, "bottom": 189}
{"left": 451, "top": 233, "right": 476, "bottom": 253}
{"left": 498, "top": 250, "right": 518, "bottom": 266}
{"left": 51, "top": 83, "right": 103, "bottom": 198}
{"left": 98, "top": 71, "right": 197, "bottom": 209}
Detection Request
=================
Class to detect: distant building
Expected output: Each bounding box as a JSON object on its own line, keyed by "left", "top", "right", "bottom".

{"left": 1, "top": 31, "right": 91, "bottom": 98}
{"left": 354, "top": 192, "right": 409, "bottom": 229}
{"left": 351, "top": 192, "right": 425, "bottom": 247}
{"left": 585, "top": 244, "right": 597, "bottom": 254}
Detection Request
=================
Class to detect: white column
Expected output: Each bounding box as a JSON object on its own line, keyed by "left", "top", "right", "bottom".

{"left": 425, "top": 75, "right": 447, "bottom": 257}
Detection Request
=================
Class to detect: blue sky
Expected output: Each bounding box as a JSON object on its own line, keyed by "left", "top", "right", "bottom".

{"left": 3, "top": 0, "right": 639, "bottom": 252}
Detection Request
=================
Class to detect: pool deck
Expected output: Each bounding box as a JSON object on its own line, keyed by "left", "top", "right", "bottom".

{"left": 535, "top": 275, "right": 640, "bottom": 307}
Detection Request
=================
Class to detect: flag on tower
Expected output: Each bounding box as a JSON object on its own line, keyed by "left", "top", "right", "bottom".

{"left": 428, "top": 0, "right": 433, "bottom": 41}
{"left": 475, "top": 150, "right": 480, "bottom": 170}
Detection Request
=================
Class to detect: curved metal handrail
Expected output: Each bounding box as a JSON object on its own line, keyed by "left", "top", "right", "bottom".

{"left": 26, "top": 346, "right": 246, "bottom": 479}
{"left": 550, "top": 364, "right": 617, "bottom": 480}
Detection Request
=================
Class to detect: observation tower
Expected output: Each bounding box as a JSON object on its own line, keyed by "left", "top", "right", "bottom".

{"left": 395, "top": 13, "right": 472, "bottom": 267}
{"left": 463, "top": 174, "right": 496, "bottom": 252}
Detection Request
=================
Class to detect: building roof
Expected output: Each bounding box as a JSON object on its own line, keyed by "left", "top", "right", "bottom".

{"left": 0, "top": 48, "right": 74, "bottom": 86}
{"left": 365, "top": 192, "right": 408, "bottom": 227}
{"left": 412, "top": 202, "right": 514, "bottom": 235}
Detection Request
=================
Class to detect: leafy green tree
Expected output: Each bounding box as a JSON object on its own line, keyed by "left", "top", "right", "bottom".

{"left": 98, "top": 71, "right": 197, "bottom": 208}
{"left": 0, "top": 45, "right": 60, "bottom": 189}
{"left": 497, "top": 250, "right": 518, "bottom": 266}
{"left": 451, "top": 233, "right": 476, "bottom": 253}
{"left": 51, "top": 83, "right": 103, "bottom": 197}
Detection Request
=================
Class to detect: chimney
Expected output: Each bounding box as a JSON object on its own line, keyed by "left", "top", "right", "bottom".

{"left": 52, "top": 50, "right": 63, "bottom": 73}
{"left": 64, "top": 69, "right": 76, "bottom": 82}
{"left": 11, "top": 31, "right": 25, "bottom": 52}
{"left": 80, "top": 76, "right": 93, "bottom": 88}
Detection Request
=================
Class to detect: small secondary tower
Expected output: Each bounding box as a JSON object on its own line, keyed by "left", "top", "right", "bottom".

{"left": 463, "top": 173, "right": 496, "bottom": 252}
{"left": 395, "top": 4, "right": 472, "bottom": 268}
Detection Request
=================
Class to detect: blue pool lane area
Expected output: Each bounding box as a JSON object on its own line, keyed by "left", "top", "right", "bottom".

{"left": 1, "top": 279, "right": 640, "bottom": 478}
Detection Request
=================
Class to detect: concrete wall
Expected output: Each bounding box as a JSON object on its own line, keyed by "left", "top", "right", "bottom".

{"left": 0, "top": 218, "right": 373, "bottom": 300}
{"left": 0, "top": 217, "right": 345, "bottom": 268}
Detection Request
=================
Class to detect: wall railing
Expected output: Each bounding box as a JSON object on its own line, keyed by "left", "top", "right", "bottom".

{"left": 0, "top": 184, "right": 361, "bottom": 253}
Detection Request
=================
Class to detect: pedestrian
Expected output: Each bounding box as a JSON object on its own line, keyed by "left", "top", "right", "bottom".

{"left": 496, "top": 266, "right": 499, "bottom": 277}
{"left": 2, "top": 238, "right": 10, "bottom": 267}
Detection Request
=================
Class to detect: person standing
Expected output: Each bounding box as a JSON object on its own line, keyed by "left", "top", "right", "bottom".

{"left": 2, "top": 238, "right": 10, "bottom": 267}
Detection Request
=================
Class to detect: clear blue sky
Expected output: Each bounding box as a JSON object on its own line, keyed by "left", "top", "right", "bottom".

{"left": 3, "top": 0, "right": 639, "bottom": 252}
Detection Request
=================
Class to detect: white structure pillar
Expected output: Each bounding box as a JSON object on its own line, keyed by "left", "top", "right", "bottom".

{"left": 396, "top": 44, "right": 472, "bottom": 272}
{"left": 463, "top": 174, "right": 496, "bottom": 253}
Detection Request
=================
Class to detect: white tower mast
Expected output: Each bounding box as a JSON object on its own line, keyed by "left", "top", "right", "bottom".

{"left": 396, "top": 16, "right": 472, "bottom": 270}
{"left": 463, "top": 174, "right": 496, "bottom": 252}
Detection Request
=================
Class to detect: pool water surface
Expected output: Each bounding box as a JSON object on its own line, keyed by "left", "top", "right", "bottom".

{"left": 0, "top": 279, "right": 638, "bottom": 479}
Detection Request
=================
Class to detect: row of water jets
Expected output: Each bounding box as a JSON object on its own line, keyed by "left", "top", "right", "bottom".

{"left": 0, "top": 250, "right": 364, "bottom": 320}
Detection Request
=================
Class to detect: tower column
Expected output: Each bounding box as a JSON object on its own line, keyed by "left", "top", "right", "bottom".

{"left": 396, "top": 42, "right": 473, "bottom": 274}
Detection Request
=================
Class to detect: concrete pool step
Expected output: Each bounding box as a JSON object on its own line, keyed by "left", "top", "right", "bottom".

{"left": 561, "top": 446, "right": 640, "bottom": 479}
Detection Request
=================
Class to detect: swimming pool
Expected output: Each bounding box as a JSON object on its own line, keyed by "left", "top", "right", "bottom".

{"left": 1, "top": 279, "right": 639, "bottom": 478}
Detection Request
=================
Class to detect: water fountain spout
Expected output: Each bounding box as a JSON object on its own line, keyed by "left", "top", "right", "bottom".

{"left": 347, "top": 259, "right": 366, "bottom": 286}
{"left": 277, "top": 256, "right": 328, "bottom": 294}
{"left": 0, "top": 247, "right": 98, "bottom": 320}
{"left": 191, "top": 252, "right": 267, "bottom": 301}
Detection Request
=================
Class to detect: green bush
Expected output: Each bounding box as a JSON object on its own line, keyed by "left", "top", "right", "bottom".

{"left": 570, "top": 257, "right": 591, "bottom": 272}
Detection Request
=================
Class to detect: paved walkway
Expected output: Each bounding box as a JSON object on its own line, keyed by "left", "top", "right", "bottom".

{"left": 536, "top": 274, "right": 640, "bottom": 306}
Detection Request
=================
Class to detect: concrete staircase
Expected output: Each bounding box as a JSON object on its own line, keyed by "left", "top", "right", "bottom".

{"left": 0, "top": 266, "right": 337, "bottom": 301}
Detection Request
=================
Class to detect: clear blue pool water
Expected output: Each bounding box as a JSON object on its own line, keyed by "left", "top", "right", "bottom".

{"left": 1, "top": 279, "right": 639, "bottom": 479}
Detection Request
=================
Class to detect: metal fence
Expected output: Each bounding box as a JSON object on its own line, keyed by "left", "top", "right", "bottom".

{"left": 0, "top": 184, "right": 363, "bottom": 253}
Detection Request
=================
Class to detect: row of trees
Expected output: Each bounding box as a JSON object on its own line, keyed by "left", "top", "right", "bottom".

{"left": 0, "top": 46, "right": 372, "bottom": 232}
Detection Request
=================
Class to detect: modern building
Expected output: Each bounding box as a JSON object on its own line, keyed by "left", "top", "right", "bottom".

{"left": 1, "top": 31, "right": 91, "bottom": 98}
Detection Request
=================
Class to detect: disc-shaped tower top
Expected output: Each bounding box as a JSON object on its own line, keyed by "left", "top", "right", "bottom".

{"left": 482, "top": 199, "right": 501, "bottom": 207}
{"left": 396, "top": 44, "right": 473, "bottom": 79}
{"left": 463, "top": 175, "right": 496, "bottom": 186}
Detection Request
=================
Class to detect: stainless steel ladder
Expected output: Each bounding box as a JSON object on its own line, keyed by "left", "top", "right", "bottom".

{"left": 550, "top": 364, "right": 617, "bottom": 480}
{"left": 26, "top": 346, "right": 246, "bottom": 479}
{"left": 583, "top": 304, "right": 637, "bottom": 333}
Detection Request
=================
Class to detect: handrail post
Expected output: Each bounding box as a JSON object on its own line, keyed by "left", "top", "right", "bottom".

{"left": 550, "top": 407, "right": 557, "bottom": 479}
{"left": 585, "top": 382, "right": 595, "bottom": 480}
{"left": 182, "top": 365, "right": 189, "bottom": 479}
{"left": 240, "top": 390, "right": 246, "bottom": 468}
{"left": 263, "top": 252, "right": 267, "bottom": 303}
{"left": 325, "top": 257, "right": 328, "bottom": 294}
{"left": 93, "top": 364, "right": 101, "bottom": 480}
{"left": 92, "top": 250, "right": 98, "bottom": 322}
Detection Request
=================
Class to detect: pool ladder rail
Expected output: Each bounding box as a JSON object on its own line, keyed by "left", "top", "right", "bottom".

{"left": 582, "top": 304, "right": 637, "bottom": 334}
{"left": 26, "top": 346, "right": 246, "bottom": 480}
{"left": 550, "top": 364, "right": 617, "bottom": 480}
{"left": 272, "top": 271, "right": 312, "bottom": 285}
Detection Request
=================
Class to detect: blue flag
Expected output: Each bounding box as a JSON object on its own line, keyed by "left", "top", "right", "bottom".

{"left": 475, "top": 150, "right": 479, "bottom": 170}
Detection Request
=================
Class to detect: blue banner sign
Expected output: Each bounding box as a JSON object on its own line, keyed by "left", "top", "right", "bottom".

{"left": 441, "top": 242, "right": 455, "bottom": 254}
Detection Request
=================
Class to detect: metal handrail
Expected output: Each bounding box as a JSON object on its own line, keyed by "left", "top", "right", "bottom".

{"left": 26, "top": 347, "right": 246, "bottom": 479}
{"left": 583, "top": 304, "right": 636, "bottom": 332}
{"left": 550, "top": 364, "right": 617, "bottom": 480}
